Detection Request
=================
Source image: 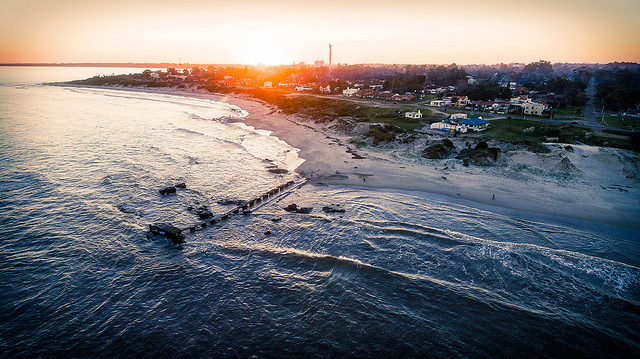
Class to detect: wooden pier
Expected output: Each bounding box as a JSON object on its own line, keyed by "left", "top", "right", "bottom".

{"left": 150, "top": 180, "right": 299, "bottom": 246}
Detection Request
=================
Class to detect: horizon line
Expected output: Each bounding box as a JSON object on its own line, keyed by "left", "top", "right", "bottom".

{"left": 2, "top": 61, "right": 639, "bottom": 68}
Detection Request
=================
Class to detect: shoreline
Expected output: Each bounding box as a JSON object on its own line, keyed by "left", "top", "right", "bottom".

{"left": 57, "top": 84, "right": 640, "bottom": 230}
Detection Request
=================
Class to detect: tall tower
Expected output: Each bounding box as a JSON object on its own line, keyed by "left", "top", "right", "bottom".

{"left": 328, "top": 43, "right": 333, "bottom": 70}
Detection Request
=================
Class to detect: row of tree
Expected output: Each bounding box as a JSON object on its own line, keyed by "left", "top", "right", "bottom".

{"left": 595, "top": 69, "right": 640, "bottom": 112}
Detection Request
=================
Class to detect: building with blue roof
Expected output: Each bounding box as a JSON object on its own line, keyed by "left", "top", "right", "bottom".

{"left": 460, "top": 117, "right": 489, "bottom": 131}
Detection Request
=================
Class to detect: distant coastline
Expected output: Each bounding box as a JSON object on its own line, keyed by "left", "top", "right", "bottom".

{"left": 0, "top": 63, "right": 197, "bottom": 69}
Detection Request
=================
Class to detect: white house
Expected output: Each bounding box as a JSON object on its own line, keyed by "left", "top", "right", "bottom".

{"left": 149, "top": 72, "right": 160, "bottom": 80}
{"left": 263, "top": 81, "right": 273, "bottom": 88}
{"left": 522, "top": 102, "right": 545, "bottom": 116}
{"left": 319, "top": 85, "right": 331, "bottom": 93}
{"left": 450, "top": 113, "right": 468, "bottom": 120}
{"left": 342, "top": 87, "right": 359, "bottom": 97}
{"left": 295, "top": 86, "right": 313, "bottom": 92}
{"left": 430, "top": 122, "right": 467, "bottom": 133}
{"left": 405, "top": 110, "right": 422, "bottom": 119}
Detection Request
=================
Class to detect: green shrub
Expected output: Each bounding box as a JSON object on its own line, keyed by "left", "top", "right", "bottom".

{"left": 475, "top": 141, "right": 488, "bottom": 149}
{"left": 442, "top": 139, "right": 454, "bottom": 148}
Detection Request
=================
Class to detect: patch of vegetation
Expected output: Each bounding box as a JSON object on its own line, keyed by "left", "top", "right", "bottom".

{"left": 475, "top": 141, "right": 488, "bottom": 149}
{"left": 423, "top": 143, "right": 449, "bottom": 159}
{"left": 481, "top": 118, "right": 635, "bottom": 151}
{"left": 422, "top": 139, "right": 456, "bottom": 159}
{"left": 365, "top": 125, "right": 396, "bottom": 145}
{"left": 599, "top": 113, "right": 640, "bottom": 130}
{"left": 459, "top": 147, "right": 501, "bottom": 166}
{"left": 441, "top": 139, "right": 454, "bottom": 148}
{"left": 551, "top": 106, "right": 583, "bottom": 121}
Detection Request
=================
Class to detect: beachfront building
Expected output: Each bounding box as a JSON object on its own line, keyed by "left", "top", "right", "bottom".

{"left": 405, "top": 110, "right": 422, "bottom": 119}
{"left": 342, "top": 87, "right": 359, "bottom": 97}
{"left": 430, "top": 121, "right": 467, "bottom": 133}
{"left": 319, "top": 85, "right": 331, "bottom": 93}
{"left": 263, "top": 81, "right": 273, "bottom": 88}
{"left": 460, "top": 118, "right": 489, "bottom": 132}
{"left": 522, "top": 102, "right": 546, "bottom": 116}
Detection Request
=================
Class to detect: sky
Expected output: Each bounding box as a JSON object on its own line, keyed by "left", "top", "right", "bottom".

{"left": 1, "top": 0, "right": 639, "bottom": 65}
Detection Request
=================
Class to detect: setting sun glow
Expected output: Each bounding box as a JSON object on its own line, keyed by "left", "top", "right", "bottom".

{"left": 0, "top": 0, "right": 639, "bottom": 64}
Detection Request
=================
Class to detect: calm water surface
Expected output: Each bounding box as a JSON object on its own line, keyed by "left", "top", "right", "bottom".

{"left": 0, "top": 67, "right": 638, "bottom": 358}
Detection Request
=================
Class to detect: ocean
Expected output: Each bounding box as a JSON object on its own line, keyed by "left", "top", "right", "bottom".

{"left": 0, "top": 66, "right": 638, "bottom": 358}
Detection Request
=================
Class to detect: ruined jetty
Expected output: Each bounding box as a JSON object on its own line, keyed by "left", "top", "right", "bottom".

{"left": 149, "top": 180, "right": 299, "bottom": 246}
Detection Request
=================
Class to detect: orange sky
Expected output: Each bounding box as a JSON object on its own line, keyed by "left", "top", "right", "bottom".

{"left": 1, "top": 0, "right": 639, "bottom": 65}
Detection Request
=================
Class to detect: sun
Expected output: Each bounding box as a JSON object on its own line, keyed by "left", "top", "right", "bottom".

{"left": 240, "top": 36, "right": 290, "bottom": 65}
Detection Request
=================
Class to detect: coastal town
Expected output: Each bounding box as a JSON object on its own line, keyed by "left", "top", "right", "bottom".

{"left": 74, "top": 60, "right": 640, "bottom": 154}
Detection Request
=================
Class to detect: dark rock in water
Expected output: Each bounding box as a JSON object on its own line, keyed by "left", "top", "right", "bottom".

{"left": 296, "top": 207, "right": 313, "bottom": 214}
{"left": 322, "top": 205, "right": 345, "bottom": 213}
{"left": 159, "top": 186, "right": 176, "bottom": 195}
{"left": 264, "top": 230, "right": 272, "bottom": 235}
{"left": 198, "top": 210, "right": 213, "bottom": 219}
{"left": 271, "top": 217, "right": 282, "bottom": 222}
{"left": 242, "top": 210, "right": 251, "bottom": 215}
{"left": 284, "top": 204, "right": 298, "bottom": 212}
{"left": 269, "top": 168, "right": 289, "bottom": 174}
{"left": 175, "top": 182, "right": 186, "bottom": 189}
{"left": 459, "top": 147, "right": 501, "bottom": 166}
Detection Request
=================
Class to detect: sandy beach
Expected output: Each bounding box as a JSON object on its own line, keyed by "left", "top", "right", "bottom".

{"left": 68, "top": 84, "right": 640, "bottom": 229}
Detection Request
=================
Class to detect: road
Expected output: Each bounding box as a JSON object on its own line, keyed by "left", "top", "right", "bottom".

{"left": 288, "top": 91, "right": 639, "bottom": 133}
{"left": 583, "top": 76, "right": 598, "bottom": 125}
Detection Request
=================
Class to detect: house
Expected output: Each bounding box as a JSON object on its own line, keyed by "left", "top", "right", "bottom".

{"left": 510, "top": 96, "right": 530, "bottom": 105}
{"left": 452, "top": 96, "right": 469, "bottom": 107}
{"left": 263, "top": 81, "right": 273, "bottom": 88}
{"left": 342, "top": 87, "right": 359, "bottom": 97}
{"left": 430, "top": 97, "right": 452, "bottom": 107}
{"left": 405, "top": 110, "right": 422, "bottom": 119}
{"left": 522, "top": 102, "right": 545, "bottom": 116}
{"left": 369, "top": 84, "right": 383, "bottom": 90}
{"left": 377, "top": 91, "right": 394, "bottom": 100}
{"left": 295, "top": 86, "right": 313, "bottom": 92}
{"left": 392, "top": 94, "right": 415, "bottom": 101}
{"left": 278, "top": 82, "right": 296, "bottom": 88}
{"left": 459, "top": 117, "right": 489, "bottom": 132}
{"left": 149, "top": 72, "right": 160, "bottom": 80}
{"left": 430, "top": 121, "right": 467, "bottom": 133}
{"left": 168, "top": 75, "right": 187, "bottom": 81}
{"left": 450, "top": 113, "right": 468, "bottom": 120}
{"left": 319, "top": 85, "right": 331, "bottom": 93}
